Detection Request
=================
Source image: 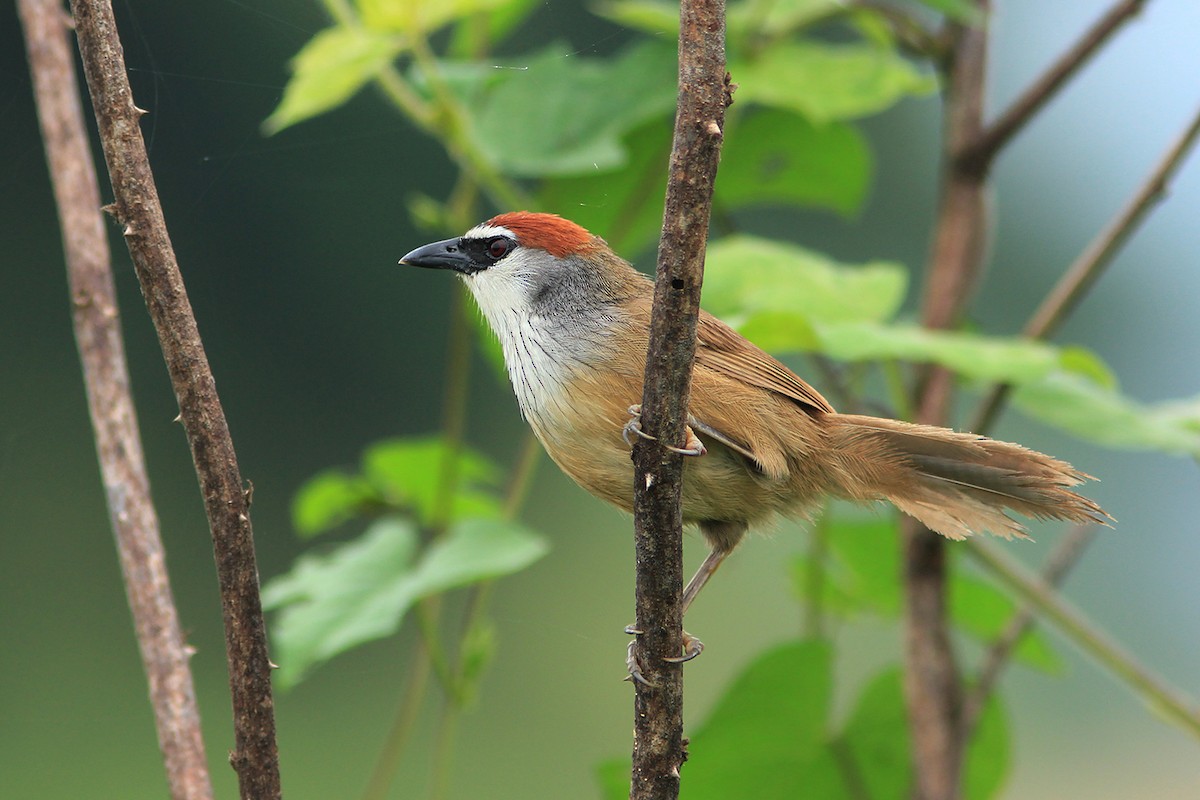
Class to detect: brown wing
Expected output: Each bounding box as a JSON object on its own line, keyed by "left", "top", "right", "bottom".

{"left": 695, "top": 311, "right": 834, "bottom": 416}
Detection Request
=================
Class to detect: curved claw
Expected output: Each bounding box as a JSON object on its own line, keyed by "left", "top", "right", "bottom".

{"left": 623, "top": 404, "right": 707, "bottom": 456}
{"left": 625, "top": 639, "right": 658, "bottom": 687}
{"left": 662, "top": 631, "right": 704, "bottom": 664}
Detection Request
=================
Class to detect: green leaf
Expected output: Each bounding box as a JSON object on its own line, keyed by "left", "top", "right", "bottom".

{"left": 914, "top": 0, "right": 985, "bottom": 24}
{"left": 1014, "top": 372, "right": 1200, "bottom": 456}
{"left": 718, "top": 110, "right": 871, "bottom": 215}
{"left": 601, "top": 0, "right": 843, "bottom": 39}
{"left": 818, "top": 514, "right": 903, "bottom": 617}
{"left": 263, "top": 518, "right": 420, "bottom": 687}
{"left": 264, "top": 516, "right": 547, "bottom": 687}
{"left": 538, "top": 117, "right": 673, "bottom": 258}
{"left": 265, "top": 26, "right": 401, "bottom": 134}
{"left": 704, "top": 235, "right": 908, "bottom": 325}
{"left": 951, "top": 575, "right": 1063, "bottom": 674}
{"left": 683, "top": 640, "right": 835, "bottom": 798}
{"left": 733, "top": 41, "right": 935, "bottom": 123}
{"left": 813, "top": 323, "right": 1062, "bottom": 384}
{"left": 363, "top": 437, "right": 503, "bottom": 524}
{"left": 357, "top": 0, "right": 513, "bottom": 34}
{"left": 965, "top": 694, "right": 1010, "bottom": 799}
{"left": 836, "top": 668, "right": 911, "bottom": 799}
{"left": 470, "top": 42, "right": 677, "bottom": 176}
{"left": 291, "top": 470, "right": 377, "bottom": 538}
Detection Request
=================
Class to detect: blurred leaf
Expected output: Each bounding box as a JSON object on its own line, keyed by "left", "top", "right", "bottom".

{"left": 265, "top": 26, "right": 402, "bottom": 134}
{"left": 813, "top": 323, "right": 1061, "bottom": 384}
{"left": 836, "top": 668, "right": 910, "bottom": 799}
{"left": 602, "top": 0, "right": 844, "bottom": 40}
{"left": 264, "top": 518, "right": 419, "bottom": 687}
{"left": 817, "top": 514, "right": 903, "bottom": 617}
{"left": 457, "top": 616, "right": 498, "bottom": 706}
{"left": 951, "top": 575, "right": 1063, "bottom": 674}
{"left": 718, "top": 110, "right": 871, "bottom": 215}
{"left": 363, "top": 437, "right": 503, "bottom": 523}
{"left": 357, "top": 0, "right": 513, "bottom": 34}
{"left": 470, "top": 42, "right": 677, "bottom": 176}
{"left": 1058, "top": 344, "right": 1117, "bottom": 388}
{"left": 1014, "top": 372, "right": 1200, "bottom": 457}
{"left": 538, "top": 118, "right": 673, "bottom": 258}
{"left": 684, "top": 640, "right": 837, "bottom": 798}
{"left": 292, "top": 470, "right": 377, "bottom": 538}
{"left": 734, "top": 41, "right": 935, "bottom": 123}
{"left": 915, "top": 0, "right": 984, "bottom": 23}
{"left": 965, "top": 694, "right": 1010, "bottom": 799}
{"left": 264, "top": 516, "right": 547, "bottom": 687}
{"left": 448, "top": 0, "right": 540, "bottom": 52}
{"left": 704, "top": 235, "right": 908, "bottom": 325}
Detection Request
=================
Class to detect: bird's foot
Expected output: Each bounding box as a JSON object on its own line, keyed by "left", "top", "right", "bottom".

{"left": 622, "top": 405, "right": 706, "bottom": 456}
{"left": 623, "top": 625, "right": 704, "bottom": 685}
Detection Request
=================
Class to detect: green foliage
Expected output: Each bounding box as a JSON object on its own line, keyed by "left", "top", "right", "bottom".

{"left": 263, "top": 515, "right": 547, "bottom": 687}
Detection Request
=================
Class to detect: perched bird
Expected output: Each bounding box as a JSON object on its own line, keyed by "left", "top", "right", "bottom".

{"left": 401, "top": 211, "right": 1108, "bottom": 656}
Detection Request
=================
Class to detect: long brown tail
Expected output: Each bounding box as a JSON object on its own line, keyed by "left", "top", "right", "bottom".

{"left": 825, "top": 414, "right": 1111, "bottom": 539}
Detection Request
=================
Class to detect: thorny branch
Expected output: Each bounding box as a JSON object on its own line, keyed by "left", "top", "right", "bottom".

{"left": 67, "top": 1, "right": 281, "bottom": 796}
{"left": 18, "top": 1, "right": 212, "bottom": 797}
{"left": 628, "top": 0, "right": 729, "bottom": 797}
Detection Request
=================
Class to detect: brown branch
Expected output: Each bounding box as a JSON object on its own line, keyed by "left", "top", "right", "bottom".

{"left": 903, "top": 7, "right": 990, "bottom": 800}
{"left": 18, "top": 2, "right": 213, "bottom": 797}
{"left": 960, "top": 524, "right": 1098, "bottom": 735}
{"left": 66, "top": 1, "right": 281, "bottom": 796}
{"left": 971, "top": 103, "right": 1200, "bottom": 433}
{"left": 628, "top": 0, "right": 729, "bottom": 797}
{"left": 958, "top": 0, "right": 1151, "bottom": 175}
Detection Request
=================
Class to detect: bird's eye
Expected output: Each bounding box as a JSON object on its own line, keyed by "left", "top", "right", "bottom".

{"left": 487, "top": 237, "right": 512, "bottom": 260}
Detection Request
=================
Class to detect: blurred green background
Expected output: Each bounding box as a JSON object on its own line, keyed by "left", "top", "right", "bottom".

{"left": 3, "top": 1, "right": 1199, "bottom": 797}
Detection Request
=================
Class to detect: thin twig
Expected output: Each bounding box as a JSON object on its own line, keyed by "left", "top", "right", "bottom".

{"left": 959, "top": 0, "right": 1151, "bottom": 174}
{"left": 67, "top": 1, "right": 281, "bottom": 796}
{"left": 971, "top": 103, "right": 1200, "bottom": 434}
{"left": 903, "top": 7, "right": 991, "bottom": 799}
{"left": 961, "top": 524, "right": 1098, "bottom": 735}
{"left": 629, "top": 1, "right": 729, "bottom": 797}
{"left": 19, "top": 2, "right": 213, "bottom": 797}
{"left": 966, "top": 539, "right": 1200, "bottom": 739}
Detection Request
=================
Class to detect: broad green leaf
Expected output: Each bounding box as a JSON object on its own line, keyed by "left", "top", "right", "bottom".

{"left": 470, "top": 42, "right": 677, "bottom": 176}
{"left": 264, "top": 518, "right": 420, "bottom": 687}
{"left": 602, "top": 0, "right": 843, "bottom": 40}
{"left": 951, "top": 575, "right": 1062, "bottom": 674}
{"left": 704, "top": 235, "right": 908, "bottom": 325}
{"left": 684, "top": 640, "right": 836, "bottom": 798}
{"left": 818, "top": 515, "right": 903, "bottom": 617}
{"left": 538, "top": 118, "right": 673, "bottom": 259}
{"left": 718, "top": 110, "right": 871, "bottom": 215}
{"left": 914, "top": 0, "right": 984, "bottom": 23}
{"left": 814, "top": 323, "right": 1062, "bottom": 384}
{"left": 363, "top": 437, "right": 503, "bottom": 523}
{"left": 965, "top": 694, "right": 1010, "bottom": 799}
{"left": 264, "top": 516, "right": 547, "bottom": 687}
{"left": 734, "top": 41, "right": 935, "bottom": 123}
{"left": 265, "top": 26, "right": 401, "bottom": 134}
{"left": 291, "top": 470, "right": 377, "bottom": 538}
{"left": 1014, "top": 372, "right": 1200, "bottom": 456}
{"left": 837, "top": 668, "right": 911, "bottom": 799}
{"left": 357, "top": 0, "right": 512, "bottom": 34}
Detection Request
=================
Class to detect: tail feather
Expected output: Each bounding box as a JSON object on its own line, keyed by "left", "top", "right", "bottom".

{"left": 826, "top": 414, "right": 1111, "bottom": 539}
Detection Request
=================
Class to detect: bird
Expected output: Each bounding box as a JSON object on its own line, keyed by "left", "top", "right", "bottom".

{"left": 400, "top": 211, "right": 1109, "bottom": 660}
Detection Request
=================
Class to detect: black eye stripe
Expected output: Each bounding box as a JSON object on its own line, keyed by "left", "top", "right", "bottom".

{"left": 460, "top": 235, "right": 517, "bottom": 265}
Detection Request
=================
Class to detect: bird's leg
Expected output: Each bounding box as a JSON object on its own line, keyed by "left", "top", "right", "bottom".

{"left": 625, "top": 545, "right": 733, "bottom": 681}
{"left": 623, "top": 404, "right": 706, "bottom": 456}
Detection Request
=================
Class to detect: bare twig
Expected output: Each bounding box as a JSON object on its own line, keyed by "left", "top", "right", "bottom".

{"left": 902, "top": 8, "right": 990, "bottom": 799}
{"left": 961, "top": 524, "right": 1098, "bottom": 734}
{"left": 972, "top": 104, "right": 1200, "bottom": 432}
{"left": 67, "top": 1, "right": 280, "bottom": 796}
{"left": 959, "top": 0, "right": 1151, "bottom": 174}
{"left": 966, "top": 539, "right": 1200, "bottom": 739}
{"left": 629, "top": 0, "right": 729, "bottom": 796}
{"left": 18, "top": 2, "right": 212, "bottom": 798}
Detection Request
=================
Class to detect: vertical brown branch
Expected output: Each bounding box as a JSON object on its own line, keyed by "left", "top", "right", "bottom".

{"left": 903, "top": 8, "right": 989, "bottom": 800}
{"left": 629, "top": 1, "right": 728, "bottom": 797}
{"left": 66, "top": 1, "right": 281, "bottom": 796}
{"left": 18, "top": 1, "right": 213, "bottom": 798}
